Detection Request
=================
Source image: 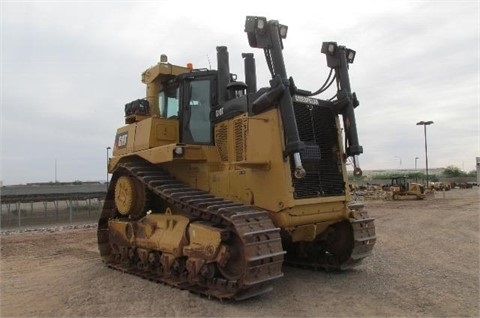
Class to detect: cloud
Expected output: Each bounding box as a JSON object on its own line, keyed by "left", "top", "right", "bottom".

{"left": 1, "top": 0, "right": 479, "bottom": 185}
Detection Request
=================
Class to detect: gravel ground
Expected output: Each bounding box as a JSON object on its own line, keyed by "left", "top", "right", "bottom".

{"left": 1, "top": 188, "right": 478, "bottom": 317}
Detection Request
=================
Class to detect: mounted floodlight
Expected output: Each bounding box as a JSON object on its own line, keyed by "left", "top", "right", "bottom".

{"left": 257, "top": 17, "right": 266, "bottom": 30}
{"left": 346, "top": 49, "right": 356, "bottom": 63}
{"left": 328, "top": 43, "right": 336, "bottom": 54}
{"left": 279, "top": 24, "right": 288, "bottom": 39}
{"left": 173, "top": 146, "right": 184, "bottom": 158}
{"left": 245, "top": 16, "right": 271, "bottom": 49}
{"left": 321, "top": 42, "right": 338, "bottom": 56}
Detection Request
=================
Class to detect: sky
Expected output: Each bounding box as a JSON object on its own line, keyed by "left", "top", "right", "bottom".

{"left": 1, "top": 0, "right": 479, "bottom": 185}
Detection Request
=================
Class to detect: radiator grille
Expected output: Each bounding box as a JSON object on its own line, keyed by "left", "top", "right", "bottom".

{"left": 215, "top": 124, "right": 228, "bottom": 161}
{"left": 291, "top": 102, "right": 345, "bottom": 199}
{"left": 234, "top": 118, "right": 247, "bottom": 162}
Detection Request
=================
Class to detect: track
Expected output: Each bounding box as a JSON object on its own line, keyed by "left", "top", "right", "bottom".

{"left": 284, "top": 203, "right": 376, "bottom": 271}
{"left": 97, "top": 158, "right": 285, "bottom": 300}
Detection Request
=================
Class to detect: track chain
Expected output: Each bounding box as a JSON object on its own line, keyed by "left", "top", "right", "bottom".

{"left": 284, "top": 202, "right": 376, "bottom": 271}
{"left": 97, "top": 159, "right": 285, "bottom": 300}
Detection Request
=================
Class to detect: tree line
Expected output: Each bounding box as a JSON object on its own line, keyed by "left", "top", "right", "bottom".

{"left": 349, "top": 165, "right": 477, "bottom": 181}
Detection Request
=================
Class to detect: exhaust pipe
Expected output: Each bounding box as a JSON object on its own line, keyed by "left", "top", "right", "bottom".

{"left": 242, "top": 53, "right": 257, "bottom": 94}
{"left": 216, "top": 46, "right": 230, "bottom": 104}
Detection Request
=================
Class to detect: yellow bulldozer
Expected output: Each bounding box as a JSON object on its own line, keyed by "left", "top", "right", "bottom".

{"left": 385, "top": 176, "right": 426, "bottom": 200}
{"left": 97, "top": 16, "right": 376, "bottom": 300}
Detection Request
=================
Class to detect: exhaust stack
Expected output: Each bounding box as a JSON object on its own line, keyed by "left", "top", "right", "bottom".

{"left": 242, "top": 53, "right": 257, "bottom": 94}
{"left": 216, "top": 46, "right": 230, "bottom": 104}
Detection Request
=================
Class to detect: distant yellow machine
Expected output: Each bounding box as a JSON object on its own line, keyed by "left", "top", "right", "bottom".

{"left": 430, "top": 182, "right": 451, "bottom": 191}
{"left": 386, "top": 176, "right": 426, "bottom": 200}
{"left": 97, "top": 16, "right": 376, "bottom": 300}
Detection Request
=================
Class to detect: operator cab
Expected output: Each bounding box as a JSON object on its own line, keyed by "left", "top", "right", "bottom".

{"left": 160, "top": 70, "right": 217, "bottom": 145}
{"left": 391, "top": 176, "right": 408, "bottom": 192}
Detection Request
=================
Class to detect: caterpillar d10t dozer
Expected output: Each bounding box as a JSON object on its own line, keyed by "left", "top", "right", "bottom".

{"left": 98, "top": 16, "right": 376, "bottom": 300}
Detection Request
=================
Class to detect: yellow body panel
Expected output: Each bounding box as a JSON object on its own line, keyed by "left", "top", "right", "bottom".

{"left": 113, "top": 125, "right": 136, "bottom": 156}
{"left": 113, "top": 117, "right": 178, "bottom": 156}
{"left": 210, "top": 110, "right": 294, "bottom": 211}
{"left": 133, "top": 117, "right": 179, "bottom": 151}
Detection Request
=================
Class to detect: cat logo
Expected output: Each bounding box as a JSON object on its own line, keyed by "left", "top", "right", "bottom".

{"left": 215, "top": 107, "right": 224, "bottom": 118}
{"left": 115, "top": 132, "right": 128, "bottom": 149}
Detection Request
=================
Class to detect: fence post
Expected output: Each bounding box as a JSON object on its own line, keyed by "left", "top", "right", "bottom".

{"left": 69, "top": 200, "right": 73, "bottom": 223}
{"left": 7, "top": 204, "right": 11, "bottom": 226}
{"left": 43, "top": 201, "right": 48, "bottom": 219}
{"left": 17, "top": 202, "right": 21, "bottom": 227}
{"left": 54, "top": 201, "right": 59, "bottom": 220}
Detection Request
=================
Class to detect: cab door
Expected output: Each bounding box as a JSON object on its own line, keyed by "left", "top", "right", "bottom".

{"left": 180, "top": 74, "right": 216, "bottom": 144}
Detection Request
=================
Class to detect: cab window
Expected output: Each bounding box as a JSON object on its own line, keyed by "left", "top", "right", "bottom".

{"left": 188, "top": 80, "right": 211, "bottom": 143}
{"left": 159, "top": 86, "right": 180, "bottom": 118}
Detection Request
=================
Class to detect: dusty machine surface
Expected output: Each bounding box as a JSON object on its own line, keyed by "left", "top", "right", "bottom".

{"left": 97, "top": 16, "right": 376, "bottom": 300}
{"left": 385, "top": 176, "right": 426, "bottom": 200}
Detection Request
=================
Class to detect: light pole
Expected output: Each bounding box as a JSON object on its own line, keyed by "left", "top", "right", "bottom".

{"left": 415, "top": 156, "right": 419, "bottom": 182}
{"left": 106, "top": 147, "right": 111, "bottom": 190}
{"left": 416, "top": 121, "right": 434, "bottom": 187}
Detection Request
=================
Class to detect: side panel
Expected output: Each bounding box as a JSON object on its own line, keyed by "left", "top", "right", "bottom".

{"left": 133, "top": 117, "right": 179, "bottom": 151}
{"left": 212, "top": 109, "right": 294, "bottom": 212}
{"left": 111, "top": 118, "right": 179, "bottom": 170}
{"left": 112, "top": 118, "right": 178, "bottom": 155}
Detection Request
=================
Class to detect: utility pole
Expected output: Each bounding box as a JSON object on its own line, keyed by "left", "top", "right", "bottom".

{"left": 416, "top": 121, "right": 434, "bottom": 187}
{"left": 415, "top": 156, "right": 419, "bottom": 183}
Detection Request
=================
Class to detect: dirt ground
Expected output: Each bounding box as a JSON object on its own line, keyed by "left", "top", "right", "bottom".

{"left": 1, "top": 188, "right": 478, "bottom": 317}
